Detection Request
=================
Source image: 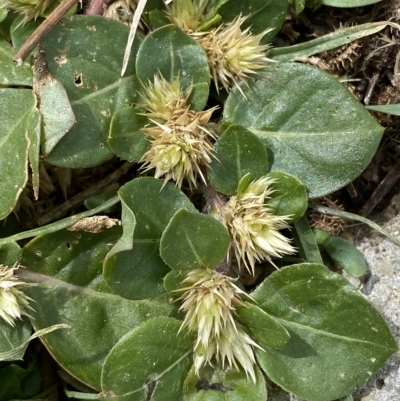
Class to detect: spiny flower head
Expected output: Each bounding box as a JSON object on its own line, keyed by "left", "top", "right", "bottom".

{"left": 177, "top": 268, "right": 262, "bottom": 382}
{"left": 0, "top": 264, "right": 34, "bottom": 326}
{"left": 138, "top": 73, "right": 216, "bottom": 188}
{"left": 2, "top": 0, "right": 53, "bottom": 25}
{"left": 167, "top": 0, "right": 219, "bottom": 32}
{"left": 139, "top": 73, "right": 189, "bottom": 122}
{"left": 220, "top": 175, "right": 295, "bottom": 275}
{"left": 194, "top": 16, "right": 273, "bottom": 92}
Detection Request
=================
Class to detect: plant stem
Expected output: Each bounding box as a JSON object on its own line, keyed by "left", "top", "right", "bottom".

{"left": 0, "top": 196, "right": 120, "bottom": 246}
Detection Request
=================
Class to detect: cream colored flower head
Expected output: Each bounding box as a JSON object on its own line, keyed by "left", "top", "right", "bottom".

{"left": 139, "top": 73, "right": 217, "bottom": 188}
{"left": 220, "top": 175, "right": 295, "bottom": 275}
{"left": 167, "top": 0, "right": 219, "bottom": 32}
{"left": 2, "top": 0, "right": 52, "bottom": 25}
{"left": 193, "top": 16, "right": 273, "bottom": 93}
{"left": 177, "top": 268, "right": 262, "bottom": 382}
{"left": 0, "top": 264, "right": 34, "bottom": 326}
{"left": 139, "top": 73, "right": 189, "bottom": 122}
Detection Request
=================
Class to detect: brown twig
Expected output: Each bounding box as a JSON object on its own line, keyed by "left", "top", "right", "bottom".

{"left": 14, "top": 0, "right": 79, "bottom": 65}
{"left": 360, "top": 159, "right": 400, "bottom": 217}
{"left": 37, "top": 162, "right": 133, "bottom": 226}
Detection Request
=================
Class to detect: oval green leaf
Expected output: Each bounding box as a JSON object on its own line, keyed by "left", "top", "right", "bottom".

{"left": 223, "top": 63, "right": 384, "bottom": 198}
{"left": 108, "top": 108, "right": 150, "bottom": 162}
{"left": 266, "top": 171, "right": 308, "bottom": 222}
{"left": 160, "top": 209, "right": 230, "bottom": 271}
{"left": 208, "top": 124, "right": 268, "bottom": 195}
{"left": 183, "top": 364, "right": 267, "bottom": 401}
{"left": 41, "top": 15, "right": 141, "bottom": 168}
{"left": 104, "top": 241, "right": 170, "bottom": 300}
{"left": 236, "top": 302, "right": 290, "bottom": 349}
{"left": 136, "top": 25, "right": 210, "bottom": 111}
{"left": 117, "top": 177, "right": 196, "bottom": 240}
{"left": 101, "top": 317, "right": 194, "bottom": 401}
{"left": 218, "top": 0, "right": 287, "bottom": 43}
{"left": 0, "top": 242, "right": 21, "bottom": 265}
{"left": 252, "top": 263, "right": 397, "bottom": 401}
{"left": 21, "top": 228, "right": 176, "bottom": 390}
{"left": 322, "top": 235, "right": 367, "bottom": 277}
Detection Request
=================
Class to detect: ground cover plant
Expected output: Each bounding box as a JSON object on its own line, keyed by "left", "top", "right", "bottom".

{"left": 0, "top": 0, "right": 399, "bottom": 400}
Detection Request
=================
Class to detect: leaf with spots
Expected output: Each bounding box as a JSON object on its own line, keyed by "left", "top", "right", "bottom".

{"left": 20, "top": 227, "right": 176, "bottom": 390}
{"left": 252, "top": 263, "right": 398, "bottom": 401}
{"left": 0, "top": 40, "right": 32, "bottom": 86}
{"left": 0, "top": 88, "right": 41, "bottom": 220}
{"left": 40, "top": 15, "right": 142, "bottom": 168}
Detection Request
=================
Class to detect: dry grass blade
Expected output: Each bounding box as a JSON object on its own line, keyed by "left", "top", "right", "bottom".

{"left": 121, "top": 0, "right": 148, "bottom": 76}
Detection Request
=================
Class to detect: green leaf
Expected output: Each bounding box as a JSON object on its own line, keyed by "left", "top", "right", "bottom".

{"left": 38, "top": 75, "right": 76, "bottom": 157}
{"left": 0, "top": 362, "right": 41, "bottom": 401}
{"left": 84, "top": 190, "right": 118, "bottom": 213}
{"left": 266, "top": 171, "right": 308, "bottom": 222}
{"left": 0, "top": 40, "right": 32, "bottom": 86}
{"left": 366, "top": 103, "right": 400, "bottom": 116}
{"left": 104, "top": 241, "right": 170, "bottom": 300}
{"left": 41, "top": 15, "right": 141, "bottom": 168}
{"left": 236, "top": 302, "right": 290, "bottom": 349}
{"left": 269, "top": 23, "right": 386, "bottom": 63}
{"left": 289, "top": 0, "right": 306, "bottom": 13}
{"left": 183, "top": 364, "right": 267, "bottom": 401}
{"left": 252, "top": 263, "right": 398, "bottom": 401}
{"left": 223, "top": 63, "right": 384, "bottom": 198}
{"left": 0, "top": 318, "right": 31, "bottom": 361}
{"left": 0, "top": 88, "right": 40, "bottom": 220}
{"left": 105, "top": 196, "right": 136, "bottom": 259}
{"left": 117, "top": 177, "right": 196, "bottom": 240}
{"left": 21, "top": 228, "right": 176, "bottom": 390}
{"left": 163, "top": 269, "right": 187, "bottom": 295}
{"left": 0, "top": 242, "right": 21, "bottom": 265}
{"left": 160, "top": 209, "right": 230, "bottom": 271}
{"left": 0, "top": 9, "right": 7, "bottom": 23}
{"left": 292, "top": 215, "right": 323, "bottom": 264}
{"left": 208, "top": 124, "right": 268, "bottom": 195}
{"left": 108, "top": 108, "right": 150, "bottom": 162}
{"left": 101, "top": 317, "right": 194, "bottom": 401}
{"left": 103, "top": 178, "right": 195, "bottom": 299}
{"left": 10, "top": 16, "right": 41, "bottom": 56}
{"left": 136, "top": 25, "right": 210, "bottom": 111}
{"left": 319, "top": 233, "right": 367, "bottom": 277}
{"left": 218, "top": 0, "right": 288, "bottom": 43}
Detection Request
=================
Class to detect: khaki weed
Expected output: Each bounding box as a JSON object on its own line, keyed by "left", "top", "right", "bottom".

{"left": 220, "top": 175, "right": 295, "bottom": 274}
{"left": 176, "top": 268, "right": 262, "bottom": 382}
{"left": 194, "top": 17, "right": 273, "bottom": 92}
{"left": 139, "top": 73, "right": 217, "bottom": 188}
{"left": 0, "top": 264, "right": 34, "bottom": 326}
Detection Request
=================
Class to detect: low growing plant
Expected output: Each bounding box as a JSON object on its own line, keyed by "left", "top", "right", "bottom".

{"left": 0, "top": 0, "right": 398, "bottom": 400}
